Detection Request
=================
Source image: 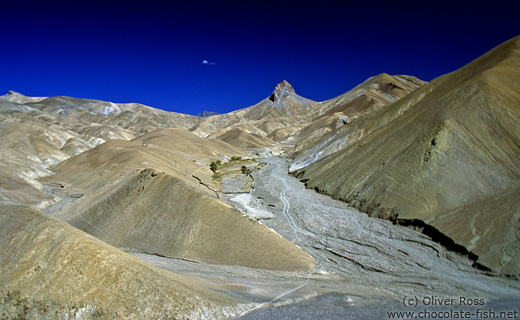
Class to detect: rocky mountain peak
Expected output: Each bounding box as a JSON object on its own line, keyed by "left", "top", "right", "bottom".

{"left": 275, "top": 80, "right": 294, "bottom": 92}
{"left": 269, "top": 80, "right": 295, "bottom": 102}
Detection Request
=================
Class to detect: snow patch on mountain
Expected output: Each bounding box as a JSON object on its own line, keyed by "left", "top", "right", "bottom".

{"left": 103, "top": 103, "right": 120, "bottom": 115}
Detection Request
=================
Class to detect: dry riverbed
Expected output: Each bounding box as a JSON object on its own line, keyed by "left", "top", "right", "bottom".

{"left": 134, "top": 156, "right": 520, "bottom": 319}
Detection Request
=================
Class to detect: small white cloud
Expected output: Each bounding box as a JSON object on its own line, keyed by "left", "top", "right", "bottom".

{"left": 201, "top": 60, "right": 217, "bottom": 65}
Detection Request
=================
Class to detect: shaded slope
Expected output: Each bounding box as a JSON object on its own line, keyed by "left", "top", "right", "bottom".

{"left": 0, "top": 205, "right": 242, "bottom": 319}
{"left": 292, "top": 36, "right": 520, "bottom": 275}
{"left": 42, "top": 129, "right": 314, "bottom": 271}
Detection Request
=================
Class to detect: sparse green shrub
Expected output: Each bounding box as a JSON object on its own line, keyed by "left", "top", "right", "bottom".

{"left": 210, "top": 161, "right": 218, "bottom": 172}
{"left": 216, "top": 160, "right": 222, "bottom": 165}
{"left": 231, "top": 156, "right": 242, "bottom": 161}
{"left": 241, "top": 165, "right": 251, "bottom": 174}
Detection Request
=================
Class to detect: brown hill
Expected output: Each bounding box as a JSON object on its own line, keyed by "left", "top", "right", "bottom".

{"left": 318, "top": 74, "right": 425, "bottom": 116}
{"left": 212, "top": 127, "right": 277, "bottom": 148}
{"left": 20, "top": 95, "right": 201, "bottom": 134}
{"left": 0, "top": 90, "right": 47, "bottom": 104}
{"left": 191, "top": 80, "right": 318, "bottom": 138}
{"left": 192, "top": 77, "right": 424, "bottom": 148}
{"left": 289, "top": 73, "right": 425, "bottom": 169}
{"left": 0, "top": 92, "right": 205, "bottom": 209}
{"left": 0, "top": 205, "right": 242, "bottom": 319}
{"left": 0, "top": 107, "right": 96, "bottom": 208}
{"left": 42, "top": 129, "right": 314, "bottom": 271}
{"left": 292, "top": 36, "right": 520, "bottom": 276}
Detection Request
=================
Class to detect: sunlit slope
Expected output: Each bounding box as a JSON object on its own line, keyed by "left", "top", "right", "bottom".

{"left": 293, "top": 36, "right": 520, "bottom": 275}
{"left": 44, "top": 128, "right": 246, "bottom": 194}
{"left": 191, "top": 80, "right": 319, "bottom": 139}
{"left": 211, "top": 127, "right": 277, "bottom": 148}
{"left": 0, "top": 92, "right": 202, "bottom": 208}
{"left": 43, "top": 128, "right": 314, "bottom": 271}
{"left": 0, "top": 205, "right": 241, "bottom": 319}
{"left": 0, "top": 103, "right": 109, "bottom": 208}
{"left": 289, "top": 73, "right": 425, "bottom": 169}
{"left": 20, "top": 94, "right": 202, "bottom": 134}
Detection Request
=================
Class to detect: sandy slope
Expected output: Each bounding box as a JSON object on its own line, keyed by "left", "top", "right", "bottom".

{"left": 41, "top": 128, "right": 314, "bottom": 271}
{"left": 292, "top": 35, "right": 520, "bottom": 276}
{"left": 1, "top": 36, "right": 519, "bottom": 318}
{"left": 0, "top": 205, "right": 245, "bottom": 319}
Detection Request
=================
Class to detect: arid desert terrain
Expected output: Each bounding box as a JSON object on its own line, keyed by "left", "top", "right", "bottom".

{"left": 1, "top": 36, "right": 520, "bottom": 319}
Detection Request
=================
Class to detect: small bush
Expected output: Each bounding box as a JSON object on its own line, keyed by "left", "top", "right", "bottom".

{"left": 231, "top": 156, "right": 242, "bottom": 161}
{"left": 241, "top": 165, "right": 251, "bottom": 174}
{"left": 210, "top": 161, "right": 218, "bottom": 172}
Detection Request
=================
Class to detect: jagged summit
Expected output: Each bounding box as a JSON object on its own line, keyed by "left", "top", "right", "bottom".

{"left": 269, "top": 80, "right": 295, "bottom": 103}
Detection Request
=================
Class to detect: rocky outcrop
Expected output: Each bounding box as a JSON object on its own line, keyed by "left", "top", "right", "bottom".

{"left": 191, "top": 80, "right": 317, "bottom": 139}
{"left": 269, "top": 80, "right": 295, "bottom": 103}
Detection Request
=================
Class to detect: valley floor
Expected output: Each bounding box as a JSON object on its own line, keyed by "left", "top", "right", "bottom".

{"left": 132, "top": 156, "right": 520, "bottom": 319}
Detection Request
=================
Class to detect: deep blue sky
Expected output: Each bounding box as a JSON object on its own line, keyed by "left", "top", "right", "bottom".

{"left": 1, "top": 1, "right": 519, "bottom": 115}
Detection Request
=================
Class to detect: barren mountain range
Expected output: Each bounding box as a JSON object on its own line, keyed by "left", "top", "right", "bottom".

{"left": 1, "top": 36, "right": 519, "bottom": 318}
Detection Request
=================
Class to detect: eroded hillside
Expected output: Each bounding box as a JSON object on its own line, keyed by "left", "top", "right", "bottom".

{"left": 0, "top": 205, "right": 243, "bottom": 319}
{"left": 1, "top": 36, "right": 519, "bottom": 318}
{"left": 291, "top": 35, "right": 520, "bottom": 276}
{"left": 42, "top": 129, "right": 313, "bottom": 271}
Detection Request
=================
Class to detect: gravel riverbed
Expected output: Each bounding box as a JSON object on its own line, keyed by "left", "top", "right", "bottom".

{"left": 134, "top": 157, "right": 520, "bottom": 319}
